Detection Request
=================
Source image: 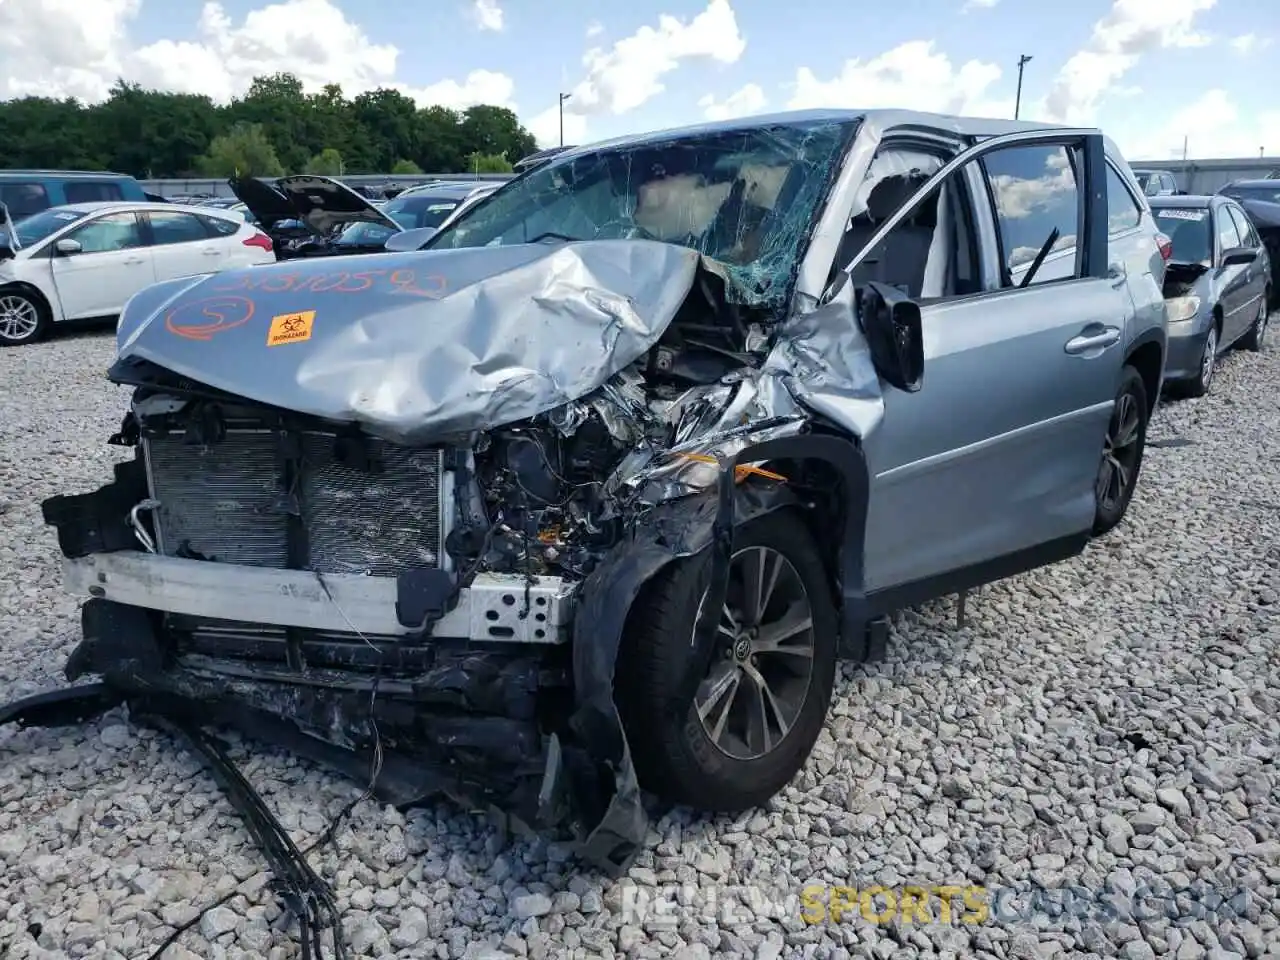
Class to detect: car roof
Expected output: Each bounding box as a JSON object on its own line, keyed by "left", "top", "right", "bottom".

{"left": 1224, "top": 179, "right": 1280, "bottom": 189}
{"left": 36, "top": 201, "right": 243, "bottom": 217}
{"left": 1148, "top": 195, "right": 1216, "bottom": 209}
{"left": 548, "top": 108, "right": 1085, "bottom": 162}
{"left": 0, "top": 169, "right": 135, "bottom": 179}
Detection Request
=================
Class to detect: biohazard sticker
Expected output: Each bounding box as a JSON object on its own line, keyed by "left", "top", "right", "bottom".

{"left": 267, "top": 310, "right": 316, "bottom": 346}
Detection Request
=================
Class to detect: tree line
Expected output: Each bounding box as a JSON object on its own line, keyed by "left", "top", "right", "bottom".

{"left": 0, "top": 73, "right": 540, "bottom": 178}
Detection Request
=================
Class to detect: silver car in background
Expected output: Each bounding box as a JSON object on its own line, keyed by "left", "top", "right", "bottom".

{"left": 1152, "top": 194, "right": 1271, "bottom": 396}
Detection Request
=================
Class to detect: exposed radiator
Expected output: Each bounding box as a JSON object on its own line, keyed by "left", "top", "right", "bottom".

{"left": 142, "top": 421, "right": 448, "bottom": 577}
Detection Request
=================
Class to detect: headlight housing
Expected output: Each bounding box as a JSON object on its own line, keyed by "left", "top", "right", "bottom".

{"left": 1166, "top": 295, "right": 1201, "bottom": 323}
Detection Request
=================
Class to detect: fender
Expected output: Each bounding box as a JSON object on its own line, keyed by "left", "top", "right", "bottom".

{"left": 567, "top": 430, "right": 871, "bottom": 872}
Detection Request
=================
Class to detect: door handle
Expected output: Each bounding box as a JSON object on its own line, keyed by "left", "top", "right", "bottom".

{"left": 123, "top": 256, "right": 145, "bottom": 265}
{"left": 201, "top": 248, "right": 222, "bottom": 256}
{"left": 1065, "top": 326, "right": 1121, "bottom": 355}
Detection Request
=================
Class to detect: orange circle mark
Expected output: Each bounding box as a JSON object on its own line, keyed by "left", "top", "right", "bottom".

{"left": 164, "top": 296, "right": 257, "bottom": 341}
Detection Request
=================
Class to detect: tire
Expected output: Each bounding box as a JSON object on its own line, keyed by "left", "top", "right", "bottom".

{"left": 616, "top": 511, "right": 838, "bottom": 811}
{"left": 1242, "top": 293, "right": 1269, "bottom": 352}
{"left": 1093, "top": 364, "right": 1149, "bottom": 536}
{"left": 0, "top": 289, "right": 49, "bottom": 346}
{"left": 1183, "top": 324, "right": 1217, "bottom": 398}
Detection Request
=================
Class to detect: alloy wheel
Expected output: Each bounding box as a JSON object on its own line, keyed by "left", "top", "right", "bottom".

{"left": 1199, "top": 327, "right": 1217, "bottom": 391}
{"left": 1096, "top": 388, "right": 1143, "bottom": 514}
{"left": 0, "top": 295, "right": 39, "bottom": 342}
{"left": 692, "top": 546, "right": 816, "bottom": 762}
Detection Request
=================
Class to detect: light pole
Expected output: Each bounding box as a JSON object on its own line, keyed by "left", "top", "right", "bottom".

{"left": 559, "top": 93, "right": 572, "bottom": 147}
{"left": 1014, "top": 54, "right": 1033, "bottom": 120}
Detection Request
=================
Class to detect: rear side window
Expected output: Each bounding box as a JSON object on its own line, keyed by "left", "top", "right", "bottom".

{"left": 148, "top": 211, "right": 210, "bottom": 245}
{"left": 0, "top": 182, "right": 51, "bottom": 218}
{"left": 64, "top": 181, "right": 125, "bottom": 204}
{"left": 1105, "top": 165, "right": 1142, "bottom": 234}
{"left": 980, "top": 143, "right": 1081, "bottom": 287}
{"left": 198, "top": 214, "right": 240, "bottom": 237}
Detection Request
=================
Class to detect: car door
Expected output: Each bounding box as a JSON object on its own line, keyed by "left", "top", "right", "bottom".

{"left": 1212, "top": 204, "right": 1251, "bottom": 343}
{"left": 840, "top": 132, "right": 1128, "bottom": 597}
{"left": 49, "top": 211, "right": 156, "bottom": 320}
{"left": 1225, "top": 203, "right": 1267, "bottom": 334}
{"left": 143, "top": 209, "right": 225, "bottom": 280}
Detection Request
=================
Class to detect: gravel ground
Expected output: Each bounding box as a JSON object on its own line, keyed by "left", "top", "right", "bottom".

{"left": 1, "top": 329, "right": 1278, "bottom": 960}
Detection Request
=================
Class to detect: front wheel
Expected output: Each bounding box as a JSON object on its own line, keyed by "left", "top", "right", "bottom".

{"left": 1093, "top": 364, "right": 1149, "bottom": 536}
{"left": 1242, "top": 295, "right": 1269, "bottom": 352}
{"left": 616, "top": 512, "right": 838, "bottom": 811}
{"left": 1183, "top": 325, "right": 1218, "bottom": 398}
{"left": 0, "top": 290, "right": 48, "bottom": 346}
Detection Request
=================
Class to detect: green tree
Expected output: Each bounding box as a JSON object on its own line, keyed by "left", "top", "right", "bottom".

{"left": 304, "top": 148, "right": 345, "bottom": 175}
{"left": 0, "top": 73, "right": 539, "bottom": 176}
{"left": 196, "top": 122, "right": 285, "bottom": 178}
{"left": 466, "top": 151, "right": 513, "bottom": 174}
{"left": 459, "top": 106, "right": 536, "bottom": 163}
{"left": 391, "top": 158, "right": 423, "bottom": 174}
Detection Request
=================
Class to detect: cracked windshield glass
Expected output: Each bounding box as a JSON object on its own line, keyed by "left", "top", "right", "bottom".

{"left": 429, "top": 118, "right": 857, "bottom": 309}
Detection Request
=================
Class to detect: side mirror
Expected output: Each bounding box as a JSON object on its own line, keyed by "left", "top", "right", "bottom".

{"left": 55, "top": 238, "right": 83, "bottom": 256}
{"left": 383, "top": 227, "right": 438, "bottom": 253}
{"left": 857, "top": 281, "right": 924, "bottom": 393}
{"left": 1221, "top": 245, "right": 1258, "bottom": 267}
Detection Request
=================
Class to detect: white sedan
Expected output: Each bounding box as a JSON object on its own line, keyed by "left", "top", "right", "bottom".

{"left": 0, "top": 201, "right": 275, "bottom": 346}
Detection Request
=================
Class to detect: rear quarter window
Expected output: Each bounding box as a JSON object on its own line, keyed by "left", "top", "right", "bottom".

{"left": 1105, "top": 165, "right": 1142, "bottom": 234}
{"left": 198, "top": 214, "right": 241, "bottom": 237}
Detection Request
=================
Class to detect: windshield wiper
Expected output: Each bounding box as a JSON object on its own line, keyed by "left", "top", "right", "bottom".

{"left": 1018, "top": 226, "right": 1061, "bottom": 289}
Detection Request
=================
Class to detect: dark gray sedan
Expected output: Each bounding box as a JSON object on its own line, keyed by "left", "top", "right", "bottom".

{"left": 1152, "top": 194, "right": 1271, "bottom": 396}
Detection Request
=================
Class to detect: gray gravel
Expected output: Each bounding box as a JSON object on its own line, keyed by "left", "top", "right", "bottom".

{"left": 2, "top": 329, "right": 1279, "bottom": 960}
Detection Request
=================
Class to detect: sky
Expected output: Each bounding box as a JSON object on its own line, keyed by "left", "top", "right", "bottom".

{"left": 0, "top": 0, "right": 1276, "bottom": 163}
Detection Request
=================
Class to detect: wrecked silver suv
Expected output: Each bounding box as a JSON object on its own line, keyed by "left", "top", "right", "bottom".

{"left": 5, "top": 112, "right": 1166, "bottom": 887}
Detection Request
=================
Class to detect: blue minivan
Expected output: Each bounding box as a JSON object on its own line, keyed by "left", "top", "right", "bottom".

{"left": 0, "top": 170, "right": 151, "bottom": 220}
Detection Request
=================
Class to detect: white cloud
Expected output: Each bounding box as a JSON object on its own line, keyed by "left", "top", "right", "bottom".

{"left": 698, "top": 83, "right": 767, "bottom": 121}
{"left": 0, "top": 0, "right": 140, "bottom": 102}
{"left": 1230, "top": 33, "right": 1271, "bottom": 55}
{"left": 787, "top": 41, "right": 1012, "bottom": 118}
{"left": 395, "top": 70, "right": 515, "bottom": 111}
{"left": 566, "top": 0, "right": 746, "bottom": 116}
{"left": 961, "top": 0, "right": 999, "bottom": 11}
{"left": 1040, "top": 0, "right": 1216, "bottom": 124}
{"left": 585, "top": 20, "right": 604, "bottom": 39}
{"left": 527, "top": 97, "right": 590, "bottom": 150}
{"left": 1119, "top": 89, "right": 1280, "bottom": 161}
{"left": 469, "top": 0, "right": 503, "bottom": 32}
{"left": 0, "top": 0, "right": 518, "bottom": 116}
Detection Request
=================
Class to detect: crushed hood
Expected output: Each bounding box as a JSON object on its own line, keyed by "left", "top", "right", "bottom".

{"left": 229, "top": 174, "right": 400, "bottom": 237}
{"left": 114, "top": 239, "right": 703, "bottom": 443}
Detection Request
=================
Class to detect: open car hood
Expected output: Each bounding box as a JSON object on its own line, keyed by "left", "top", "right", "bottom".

{"left": 226, "top": 176, "right": 298, "bottom": 232}
{"left": 112, "top": 239, "right": 703, "bottom": 444}
{"left": 228, "top": 175, "right": 401, "bottom": 237}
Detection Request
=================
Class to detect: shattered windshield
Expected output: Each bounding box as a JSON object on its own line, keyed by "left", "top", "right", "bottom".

{"left": 428, "top": 119, "right": 858, "bottom": 310}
